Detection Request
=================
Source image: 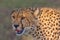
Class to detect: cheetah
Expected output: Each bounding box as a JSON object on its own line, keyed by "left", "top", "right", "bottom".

{"left": 11, "top": 7, "right": 60, "bottom": 40}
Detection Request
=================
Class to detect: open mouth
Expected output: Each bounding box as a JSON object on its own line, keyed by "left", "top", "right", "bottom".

{"left": 15, "top": 28, "right": 25, "bottom": 36}
{"left": 14, "top": 26, "right": 35, "bottom": 36}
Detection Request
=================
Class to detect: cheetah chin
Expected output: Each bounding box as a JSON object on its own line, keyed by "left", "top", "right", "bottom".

{"left": 15, "top": 27, "right": 34, "bottom": 36}
{"left": 15, "top": 28, "right": 25, "bottom": 36}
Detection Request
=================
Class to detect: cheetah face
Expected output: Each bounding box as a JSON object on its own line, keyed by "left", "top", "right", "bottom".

{"left": 11, "top": 8, "right": 39, "bottom": 36}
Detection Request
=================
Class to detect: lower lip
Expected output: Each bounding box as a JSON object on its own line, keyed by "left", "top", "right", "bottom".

{"left": 16, "top": 29, "right": 25, "bottom": 36}
{"left": 16, "top": 29, "right": 24, "bottom": 34}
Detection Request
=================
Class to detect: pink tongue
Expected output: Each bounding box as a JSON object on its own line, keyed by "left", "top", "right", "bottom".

{"left": 16, "top": 30, "right": 20, "bottom": 32}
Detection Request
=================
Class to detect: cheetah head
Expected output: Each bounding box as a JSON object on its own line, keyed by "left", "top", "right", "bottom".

{"left": 11, "top": 8, "right": 39, "bottom": 36}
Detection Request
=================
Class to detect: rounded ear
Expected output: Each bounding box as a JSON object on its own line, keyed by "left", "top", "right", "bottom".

{"left": 10, "top": 9, "right": 16, "bottom": 15}
{"left": 10, "top": 8, "right": 19, "bottom": 15}
{"left": 12, "top": 10, "right": 15, "bottom": 13}
{"left": 34, "top": 8, "right": 39, "bottom": 17}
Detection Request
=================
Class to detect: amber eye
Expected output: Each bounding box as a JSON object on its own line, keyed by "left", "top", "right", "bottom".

{"left": 21, "top": 17, "right": 25, "bottom": 20}
{"left": 12, "top": 16, "right": 15, "bottom": 19}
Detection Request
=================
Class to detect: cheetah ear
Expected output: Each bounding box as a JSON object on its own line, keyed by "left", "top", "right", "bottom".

{"left": 34, "top": 8, "right": 39, "bottom": 17}
{"left": 11, "top": 8, "right": 18, "bottom": 15}
{"left": 10, "top": 9, "right": 16, "bottom": 15}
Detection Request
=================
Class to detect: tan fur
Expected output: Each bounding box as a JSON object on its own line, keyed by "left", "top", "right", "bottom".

{"left": 11, "top": 7, "right": 60, "bottom": 40}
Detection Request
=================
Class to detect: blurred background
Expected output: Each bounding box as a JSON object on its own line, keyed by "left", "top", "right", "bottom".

{"left": 0, "top": 0, "right": 60, "bottom": 40}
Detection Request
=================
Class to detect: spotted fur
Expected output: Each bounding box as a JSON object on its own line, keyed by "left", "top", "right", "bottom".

{"left": 11, "top": 7, "right": 60, "bottom": 40}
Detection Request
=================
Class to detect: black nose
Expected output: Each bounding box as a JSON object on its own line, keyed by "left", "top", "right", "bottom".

{"left": 14, "top": 25, "right": 19, "bottom": 28}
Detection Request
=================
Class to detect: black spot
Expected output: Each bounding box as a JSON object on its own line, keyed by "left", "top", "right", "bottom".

{"left": 39, "top": 28, "right": 41, "bottom": 30}
{"left": 49, "top": 22, "right": 51, "bottom": 23}
{"left": 37, "top": 29, "right": 39, "bottom": 31}
{"left": 41, "top": 34, "right": 44, "bottom": 36}
{"left": 51, "top": 20, "right": 53, "bottom": 22}
{"left": 48, "top": 24, "right": 49, "bottom": 25}
{"left": 45, "top": 19, "right": 48, "bottom": 21}
{"left": 39, "top": 17, "right": 40, "bottom": 18}
{"left": 53, "top": 21, "right": 55, "bottom": 23}
{"left": 38, "top": 32, "right": 39, "bottom": 34}
{"left": 32, "top": 34, "right": 34, "bottom": 36}
{"left": 53, "top": 16, "right": 55, "bottom": 18}
{"left": 43, "top": 30, "right": 45, "bottom": 32}
{"left": 48, "top": 32, "right": 49, "bottom": 34}
{"left": 59, "top": 18, "right": 60, "bottom": 19}
{"left": 40, "top": 31, "right": 42, "bottom": 33}
{"left": 37, "top": 37, "right": 40, "bottom": 39}
{"left": 50, "top": 38, "right": 52, "bottom": 40}
{"left": 40, "top": 10, "right": 43, "bottom": 12}
{"left": 59, "top": 21, "right": 60, "bottom": 23}
{"left": 56, "top": 28, "right": 60, "bottom": 30}
{"left": 57, "top": 15, "right": 60, "bottom": 17}
{"left": 47, "top": 38, "right": 49, "bottom": 40}
{"left": 59, "top": 24, "right": 60, "bottom": 26}
{"left": 35, "top": 31, "right": 37, "bottom": 34}
{"left": 32, "top": 33, "right": 36, "bottom": 37}
{"left": 39, "top": 23, "right": 41, "bottom": 25}
{"left": 50, "top": 15, "right": 51, "bottom": 16}
{"left": 50, "top": 11, "right": 53, "bottom": 14}
{"left": 45, "top": 10, "right": 49, "bottom": 13}
{"left": 53, "top": 32, "right": 57, "bottom": 34}
{"left": 44, "top": 23, "right": 46, "bottom": 25}
{"left": 36, "top": 34, "right": 38, "bottom": 36}
{"left": 51, "top": 30, "right": 52, "bottom": 33}
{"left": 29, "top": 32, "right": 32, "bottom": 34}
{"left": 35, "top": 18, "right": 38, "bottom": 19}
{"left": 56, "top": 28, "right": 58, "bottom": 30}
{"left": 56, "top": 23, "right": 58, "bottom": 25}
{"left": 56, "top": 18, "right": 60, "bottom": 20}
{"left": 52, "top": 35, "right": 54, "bottom": 37}
{"left": 48, "top": 19, "right": 49, "bottom": 21}
{"left": 31, "top": 28, "right": 34, "bottom": 31}
{"left": 44, "top": 33, "right": 46, "bottom": 35}
{"left": 37, "top": 26, "right": 40, "bottom": 28}
{"left": 44, "top": 38, "right": 46, "bottom": 40}
{"left": 54, "top": 14, "right": 56, "bottom": 15}
{"left": 41, "top": 39, "right": 43, "bottom": 40}
{"left": 56, "top": 18, "right": 58, "bottom": 20}
{"left": 53, "top": 28, "right": 54, "bottom": 30}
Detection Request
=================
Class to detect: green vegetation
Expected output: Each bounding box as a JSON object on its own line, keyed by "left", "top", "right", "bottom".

{"left": 0, "top": 0, "right": 60, "bottom": 8}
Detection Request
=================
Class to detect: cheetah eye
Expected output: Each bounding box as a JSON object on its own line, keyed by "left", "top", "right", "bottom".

{"left": 12, "top": 16, "right": 15, "bottom": 19}
{"left": 21, "top": 17, "right": 25, "bottom": 20}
